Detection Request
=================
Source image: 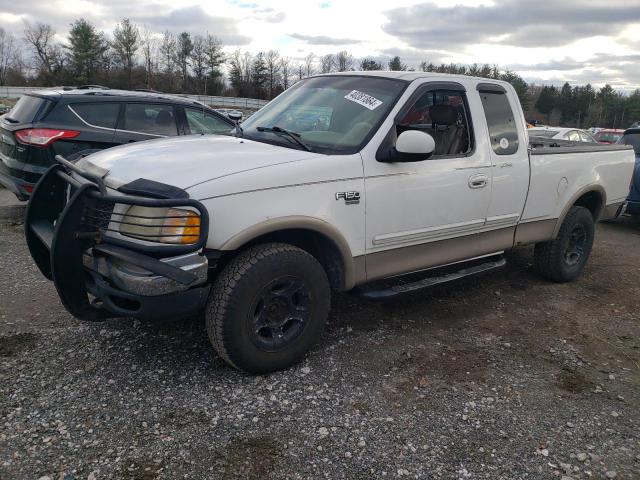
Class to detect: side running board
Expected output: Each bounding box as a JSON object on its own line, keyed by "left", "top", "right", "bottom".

{"left": 353, "top": 256, "right": 507, "bottom": 300}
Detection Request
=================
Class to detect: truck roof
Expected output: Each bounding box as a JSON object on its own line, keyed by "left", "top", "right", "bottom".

{"left": 319, "top": 70, "right": 514, "bottom": 88}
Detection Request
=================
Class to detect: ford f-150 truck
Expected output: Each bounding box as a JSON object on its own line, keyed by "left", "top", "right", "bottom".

{"left": 25, "top": 72, "right": 635, "bottom": 373}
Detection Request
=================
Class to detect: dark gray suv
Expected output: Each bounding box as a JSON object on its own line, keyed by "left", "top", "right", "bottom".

{"left": 0, "top": 87, "right": 235, "bottom": 200}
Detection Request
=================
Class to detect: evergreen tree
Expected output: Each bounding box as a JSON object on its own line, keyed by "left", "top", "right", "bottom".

{"left": 388, "top": 56, "right": 406, "bottom": 71}
{"left": 112, "top": 19, "right": 139, "bottom": 88}
{"left": 65, "top": 19, "right": 108, "bottom": 85}
{"left": 535, "top": 86, "right": 558, "bottom": 124}
{"left": 360, "top": 58, "right": 383, "bottom": 70}
{"left": 251, "top": 52, "right": 268, "bottom": 98}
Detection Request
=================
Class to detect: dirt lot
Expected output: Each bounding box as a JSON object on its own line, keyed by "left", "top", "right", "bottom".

{"left": 0, "top": 214, "right": 639, "bottom": 479}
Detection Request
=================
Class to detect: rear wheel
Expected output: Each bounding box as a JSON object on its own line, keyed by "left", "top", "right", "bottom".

{"left": 534, "top": 206, "right": 595, "bottom": 282}
{"left": 206, "top": 243, "right": 330, "bottom": 374}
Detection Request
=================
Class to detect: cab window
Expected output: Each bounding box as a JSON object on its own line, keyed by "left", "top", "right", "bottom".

{"left": 478, "top": 89, "right": 519, "bottom": 155}
{"left": 185, "top": 109, "right": 233, "bottom": 135}
{"left": 397, "top": 89, "right": 473, "bottom": 157}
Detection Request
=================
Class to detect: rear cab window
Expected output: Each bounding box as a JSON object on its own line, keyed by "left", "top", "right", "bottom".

{"left": 477, "top": 84, "right": 519, "bottom": 155}
{"left": 69, "top": 103, "right": 120, "bottom": 129}
{"left": 122, "top": 103, "right": 178, "bottom": 136}
{"left": 5, "top": 95, "right": 53, "bottom": 124}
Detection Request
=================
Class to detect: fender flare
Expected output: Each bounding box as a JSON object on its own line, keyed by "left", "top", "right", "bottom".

{"left": 220, "top": 216, "right": 362, "bottom": 290}
{"left": 552, "top": 184, "right": 606, "bottom": 238}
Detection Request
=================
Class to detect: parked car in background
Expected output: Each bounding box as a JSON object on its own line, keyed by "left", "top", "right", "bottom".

{"left": 594, "top": 129, "right": 625, "bottom": 144}
{"left": 528, "top": 126, "right": 598, "bottom": 143}
{"left": 618, "top": 128, "right": 640, "bottom": 216}
{"left": 214, "top": 108, "right": 244, "bottom": 119}
{"left": 0, "top": 88, "right": 234, "bottom": 200}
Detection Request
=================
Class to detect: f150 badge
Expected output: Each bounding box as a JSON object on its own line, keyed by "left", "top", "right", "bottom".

{"left": 335, "top": 191, "right": 360, "bottom": 205}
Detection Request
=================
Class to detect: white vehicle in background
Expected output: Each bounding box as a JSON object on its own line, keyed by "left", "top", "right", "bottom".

{"left": 26, "top": 72, "right": 635, "bottom": 374}
{"left": 529, "top": 126, "right": 598, "bottom": 143}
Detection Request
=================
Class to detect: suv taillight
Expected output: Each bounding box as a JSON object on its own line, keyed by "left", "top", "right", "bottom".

{"left": 15, "top": 128, "right": 80, "bottom": 147}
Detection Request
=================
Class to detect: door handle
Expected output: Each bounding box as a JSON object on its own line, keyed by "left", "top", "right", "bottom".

{"left": 468, "top": 174, "right": 488, "bottom": 189}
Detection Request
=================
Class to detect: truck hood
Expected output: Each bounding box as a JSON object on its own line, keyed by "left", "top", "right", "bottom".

{"left": 77, "top": 135, "right": 320, "bottom": 191}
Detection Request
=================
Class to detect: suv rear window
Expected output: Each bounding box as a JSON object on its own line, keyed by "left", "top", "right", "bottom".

{"left": 70, "top": 103, "right": 120, "bottom": 129}
{"left": 123, "top": 104, "right": 178, "bottom": 136}
{"left": 6, "top": 95, "right": 52, "bottom": 124}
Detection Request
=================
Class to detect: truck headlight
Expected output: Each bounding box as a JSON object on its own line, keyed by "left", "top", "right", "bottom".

{"left": 118, "top": 206, "right": 201, "bottom": 244}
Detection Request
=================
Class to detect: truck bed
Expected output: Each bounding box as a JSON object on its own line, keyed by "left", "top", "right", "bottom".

{"left": 523, "top": 139, "right": 634, "bottom": 223}
{"left": 529, "top": 137, "right": 631, "bottom": 154}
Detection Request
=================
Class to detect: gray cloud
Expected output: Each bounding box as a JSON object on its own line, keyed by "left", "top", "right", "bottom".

{"left": 250, "top": 7, "right": 286, "bottom": 23}
{"left": 0, "top": 2, "right": 251, "bottom": 46}
{"left": 289, "top": 33, "right": 362, "bottom": 45}
{"left": 383, "top": 0, "right": 640, "bottom": 50}
{"left": 133, "top": 6, "right": 251, "bottom": 45}
{"left": 378, "top": 47, "right": 447, "bottom": 67}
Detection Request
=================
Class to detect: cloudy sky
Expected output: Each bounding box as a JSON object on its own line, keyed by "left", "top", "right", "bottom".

{"left": 1, "top": 0, "right": 639, "bottom": 90}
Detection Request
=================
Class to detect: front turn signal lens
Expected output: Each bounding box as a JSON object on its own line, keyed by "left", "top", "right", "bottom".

{"left": 162, "top": 209, "right": 201, "bottom": 244}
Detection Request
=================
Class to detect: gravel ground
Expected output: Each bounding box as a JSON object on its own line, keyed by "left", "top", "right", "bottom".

{"left": 0, "top": 217, "right": 639, "bottom": 479}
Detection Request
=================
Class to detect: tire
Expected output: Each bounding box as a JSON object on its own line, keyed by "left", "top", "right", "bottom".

{"left": 534, "top": 206, "right": 595, "bottom": 282}
{"left": 206, "top": 243, "right": 330, "bottom": 374}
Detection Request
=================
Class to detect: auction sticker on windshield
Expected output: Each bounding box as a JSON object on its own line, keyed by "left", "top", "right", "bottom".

{"left": 344, "top": 90, "right": 383, "bottom": 110}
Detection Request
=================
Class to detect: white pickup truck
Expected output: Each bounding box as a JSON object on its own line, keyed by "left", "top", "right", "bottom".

{"left": 25, "top": 72, "right": 635, "bottom": 373}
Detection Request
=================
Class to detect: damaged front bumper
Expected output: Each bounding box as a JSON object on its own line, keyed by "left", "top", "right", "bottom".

{"left": 25, "top": 155, "right": 211, "bottom": 322}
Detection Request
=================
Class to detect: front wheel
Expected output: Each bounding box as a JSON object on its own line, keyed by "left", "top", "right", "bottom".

{"left": 534, "top": 206, "right": 595, "bottom": 282}
{"left": 206, "top": 243, "right": 330, "bottom": 374}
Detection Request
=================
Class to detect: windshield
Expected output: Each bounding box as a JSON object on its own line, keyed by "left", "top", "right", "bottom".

{"left": 529, "top": 129, "right": 559, "bottom": 138}
{"left": 241, "top": 75, "right": 407, "bottom": 154}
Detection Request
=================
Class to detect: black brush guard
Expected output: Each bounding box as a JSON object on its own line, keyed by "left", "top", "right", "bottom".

{"left": 25, "top": 156, "right": 210, "bottom": 321}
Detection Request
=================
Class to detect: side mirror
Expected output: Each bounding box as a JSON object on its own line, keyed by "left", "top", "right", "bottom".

{"left": 392, "top": 130, "right": 435, "bottom": 161}
{"left": 227, "top": 111, "right": 243, "bottom": 122}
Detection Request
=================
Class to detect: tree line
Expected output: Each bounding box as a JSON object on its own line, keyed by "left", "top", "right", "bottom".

{"left": 0, "top": 18, "right": 638, "bottom": 128}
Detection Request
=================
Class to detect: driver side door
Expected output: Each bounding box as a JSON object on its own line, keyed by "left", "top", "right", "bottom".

{"left": 361, "top": 80, "right": 496, "bottom": 281}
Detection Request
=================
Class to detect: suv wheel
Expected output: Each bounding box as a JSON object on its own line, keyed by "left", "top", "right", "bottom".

{"left": 206, "top": 243, "right": 330, "bottom": 374}
{"left": 534, "top": 206, "right": 595, "bottom": 282}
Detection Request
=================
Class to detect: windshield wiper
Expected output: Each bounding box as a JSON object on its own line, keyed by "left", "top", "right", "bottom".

{"left": 256, "top": 125, "right": 312, "bottom": 152}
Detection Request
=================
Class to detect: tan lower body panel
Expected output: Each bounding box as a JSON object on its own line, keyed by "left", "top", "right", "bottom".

{"left": 513, "top": 219, "right": 557, "bottom": 246}
{"left": 364, "top": 226, "right": 516, "bottom": 283}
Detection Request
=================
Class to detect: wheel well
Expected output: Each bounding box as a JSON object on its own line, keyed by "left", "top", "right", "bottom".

{"left": 235, "top": 229, "right": 347, "bottom": 290}
{"left": 573, "top": 190, "right": 603, "bottom": 219}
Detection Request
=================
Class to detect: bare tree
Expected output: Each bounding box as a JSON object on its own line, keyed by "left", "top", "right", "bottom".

{"left": 304, "top": 53, "right": 315, "bottom": 77}
{"left": 265, "top": 49, "right": 281, "bottom": 99}
{"left": 296, "top": 63, "right": 304, "bottom": 81}
{"left": 191, "top": 35, "right": 206, "bottom": 93}
{"left": 0, "top": 29, "right": 20, "bottom": 84}
{"left": 112, "top": 18, "right": 139, "bottom": 88}
{"left": 335, "top": 50, "right": 353, "bottom": 72}
{"left": 320, "top": 53, "right": 334, "bottom": 74}
{"left": 159, "top": 31, "right": 176, "bottom": 90}
{"left": 23, "top": 22, "right": 61, "bottom": 84}
{"left": 280, "top": 57, "right": 292, "bottom": 90}
{"left": 140, "top": 26, "right": 158, "bottom": 89}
